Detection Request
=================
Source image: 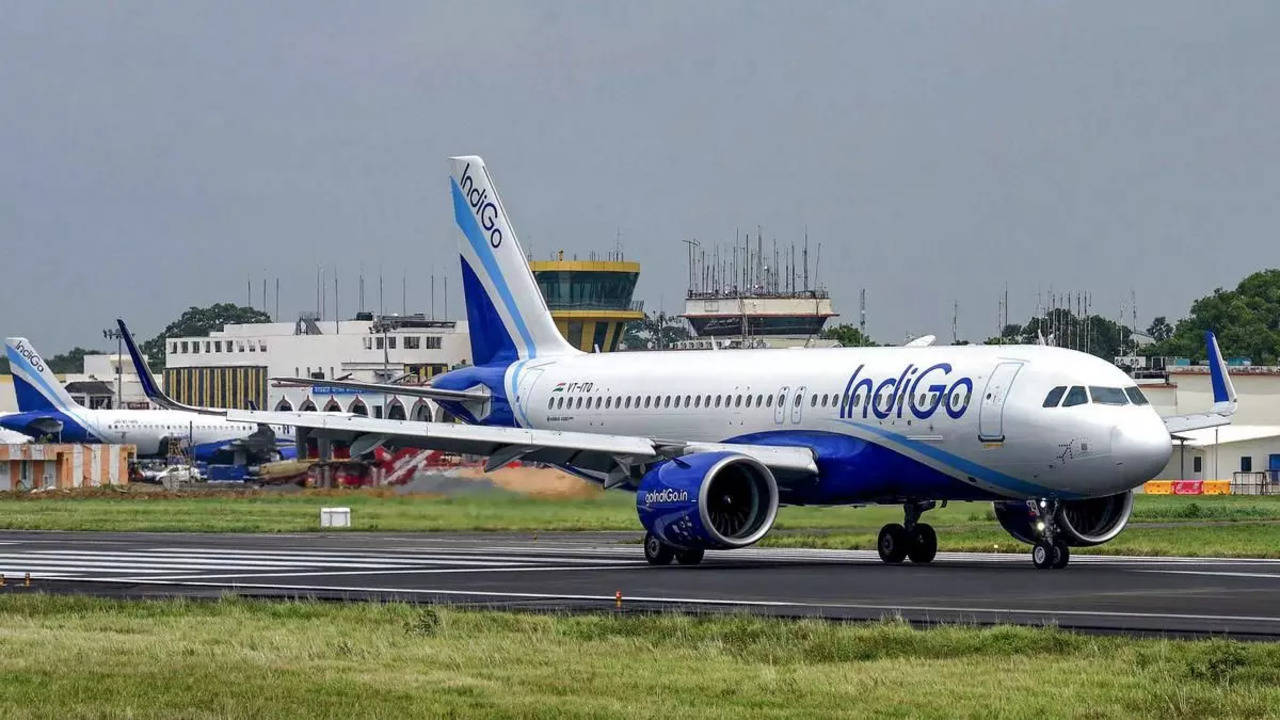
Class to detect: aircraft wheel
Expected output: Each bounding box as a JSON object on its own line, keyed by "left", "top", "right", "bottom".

{"left": 675, "top": 547, "right": 705, "bottom": 566}
{"left": 877, "top": 523, "right": 909, "bottom": 564}
{"left": 1032, "top": 541, "right": 1056, "bottom": 569}
{"left": 1051, "top": 540, "right": 1071, "bottom": 569}
{"left": 907, "top": 523, "right": 938, "bottom": 564}
{"left": 643, "top": 532, "right": 674, "bottom": 566}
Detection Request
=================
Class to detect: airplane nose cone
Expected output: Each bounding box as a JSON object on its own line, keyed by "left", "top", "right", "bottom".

{"left": 1111, "top": 415, "right": 1172, "bottom": 486}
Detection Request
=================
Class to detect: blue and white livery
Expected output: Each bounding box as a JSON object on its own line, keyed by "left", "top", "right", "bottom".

{"left": 230, "top": 155, "right": 1236, "bottom": 569}
{"left": 2, "top": 337, "right": 290, "bottom": 462}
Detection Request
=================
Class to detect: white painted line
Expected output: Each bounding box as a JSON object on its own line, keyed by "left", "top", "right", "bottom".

{"left": 12, "top": 552, "right": 519, "bottom": 570}
{"left": 139, "top": 561, "right": 645, "bottom": 582}
{"left": 69, "top": 576, "right": 1280, "bottom": 625}
{"left": 1138, "top": 569, "right": 1280, "bottom": 580}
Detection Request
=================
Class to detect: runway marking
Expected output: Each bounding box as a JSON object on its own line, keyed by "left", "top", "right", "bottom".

{"left": 63, "top": 576, "right": 1280, "bottom": 626}
{"left": 1138, "top": 569, "right": 1280, "bottom": 580}
{"left": 128, "top": 561, "right": 644, "bottom": 582}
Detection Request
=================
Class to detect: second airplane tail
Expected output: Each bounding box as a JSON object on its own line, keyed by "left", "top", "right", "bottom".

{"left": 450, "top": 155, "right": 578, "bottom": 366}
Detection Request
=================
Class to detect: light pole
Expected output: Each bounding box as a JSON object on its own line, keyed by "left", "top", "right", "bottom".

{"left": 102, "top": 328, "right": 123, "bottom": 409}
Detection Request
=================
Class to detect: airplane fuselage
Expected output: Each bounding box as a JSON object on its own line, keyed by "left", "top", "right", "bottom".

{"left": 437, "top": 343, "right": 1171, "bottom": 503}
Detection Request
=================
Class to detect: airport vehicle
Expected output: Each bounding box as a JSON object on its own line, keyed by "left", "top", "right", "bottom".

{"left": 1, "top": 337, "right": 292, "bottom": 462}
{"left": 229, "top": 155, "right": 1236, "bottom": 568}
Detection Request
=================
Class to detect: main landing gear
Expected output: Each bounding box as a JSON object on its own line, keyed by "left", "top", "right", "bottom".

{"left": 878, "top": 501, "right": 938, "bottom": 564}
{"left": 1030, "top": 499, "right": 1070, "bottom": 570}
{"left": 643, "top": 532, "right": 704, "bottom": 566}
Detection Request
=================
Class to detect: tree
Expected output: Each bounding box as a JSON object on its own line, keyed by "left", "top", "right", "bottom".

{"left": 820, "top": 324, "right": 878, "bottom": 347}
{"left": 141, "top": 303, "right": 272, "bottom": 369}
{"left": 620, "top": 311, "right": 691, "bottom": 350}
{"left": 1146, "top": 270, "right": 1280, "bottom": 364}
{"left": 1146, "top": 316, "right": 1173, "bottom": 343}
{"left": 0, "top": 357, "right": 7, "bottom": 374}
{"left": 985, "top": 309, "right": 1132, "bottom": 359}
{"left": 47, "top": 347, "right": 102, "bottom": 374}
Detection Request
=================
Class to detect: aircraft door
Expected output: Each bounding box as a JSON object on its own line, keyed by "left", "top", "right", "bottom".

{"left": 774, "top": 386, "right": 789, "bottom": 424}
{"left": 791, "top": 385, "right": 807, "bottom": 424}
{"left": 978, "top": 362, "right": 1023, "bottom": 442}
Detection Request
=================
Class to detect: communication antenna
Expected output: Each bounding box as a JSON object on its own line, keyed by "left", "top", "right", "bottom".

{"left": 802, "top": 228, "right": 809, "bottom": 291}
{"left": 275, "top": 278, "right": 280, "bottom": 322}
{"left": 952, "top": 300, "right": 958, "bottom": 344}
{"left": 859, "top": 288, "right": 867, "bottom": 334}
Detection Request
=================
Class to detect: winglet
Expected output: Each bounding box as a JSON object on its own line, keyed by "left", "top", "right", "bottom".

{"left": 1161, "top": 330, "right": 1237, "bottom": 434}
{"left": 116, "top": 319, "right": 222, "bottom": 416}
{"left": 1204, "top": 330, "right": 1237, "bottom": 411}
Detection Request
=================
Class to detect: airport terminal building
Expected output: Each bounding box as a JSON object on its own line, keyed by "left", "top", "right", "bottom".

{"left": 162, "top": 314, "right": 471, "bottom": 419}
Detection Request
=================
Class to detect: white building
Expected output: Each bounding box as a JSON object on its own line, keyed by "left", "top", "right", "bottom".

{"left": 1146, "top": 365, "right": 1280, "bottom": 481}
{"left": 163, "top": 314, "right": 471, "bottom": 420}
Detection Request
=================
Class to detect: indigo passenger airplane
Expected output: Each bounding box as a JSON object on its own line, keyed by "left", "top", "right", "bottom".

{"left": 2, "top": 337, "right": 292, "bottom": 462}
{"left": 233, "top": 156, "right": 1237, "bottom": 569}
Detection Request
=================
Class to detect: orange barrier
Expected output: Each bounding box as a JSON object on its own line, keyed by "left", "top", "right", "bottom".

{"left": 1203, "top": 480, "right": 1232, "bottom": 495}
{"left": 1144, "top": 480, "right": 1173, "bottom": 495}
{"left": 0, "top": 443, "right": 134, "bottom": 491}
{"left": 1173, "top": 480, "right": 1204, "bottom": 495}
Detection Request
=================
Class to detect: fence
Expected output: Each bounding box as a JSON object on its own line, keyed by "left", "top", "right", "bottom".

{"left": 1230, "top": 471, "right": 1280, "bottom": 495}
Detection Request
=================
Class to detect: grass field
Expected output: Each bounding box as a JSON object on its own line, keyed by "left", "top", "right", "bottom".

{"left": 3, "top": 488, "right": 1280, "bottom": 557}
{"left": 1, "top": 594, "right": 1279, "bottom": 719}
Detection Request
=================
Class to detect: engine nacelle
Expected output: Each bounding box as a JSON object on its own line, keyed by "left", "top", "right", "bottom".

{"left": 636, "top": 452, "right": 779, "bottom": 550}
{"left": 993, "top": 491, "right": 1134, "bottom": 547}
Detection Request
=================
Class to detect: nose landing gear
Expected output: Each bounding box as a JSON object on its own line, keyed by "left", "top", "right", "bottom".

{"left": 1030, "top": 499, "right": 1070, "bottom": 570}
{"left": 877, "top": 501, "right": 938, "bottom": 564}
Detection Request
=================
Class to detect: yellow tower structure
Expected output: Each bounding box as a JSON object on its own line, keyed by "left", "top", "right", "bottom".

{"left": 529, "top": 252, "right": 644, "bottom": 352}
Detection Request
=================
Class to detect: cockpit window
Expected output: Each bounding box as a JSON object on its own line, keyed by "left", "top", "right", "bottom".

{"left": 1089, "top": 386, "right": 1129, "bottom": 405}
{"left": 1043, "top": 386, "right": 1067, "bottom": 407}
{"left": 1125, "top": 387, "right": 1150, "bottom": 405}
{"left": 1062, "top": 386, "right": 1088, "bottom": 407}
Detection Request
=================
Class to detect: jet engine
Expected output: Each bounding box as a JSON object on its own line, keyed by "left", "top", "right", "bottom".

{"left": 993, "top": 491, "right": 1134, "bottom": 547}
{"left": 636, "top": 451, "right": 779, "bottom": 550}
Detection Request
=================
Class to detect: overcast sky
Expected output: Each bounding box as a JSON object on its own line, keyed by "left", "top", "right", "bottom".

{"left": 2, "top": 1, "right": 1277, "bottom": 352}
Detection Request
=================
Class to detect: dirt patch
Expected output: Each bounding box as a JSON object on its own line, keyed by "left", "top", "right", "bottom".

{"left": 464, "top": 465, "right": 603, "bottom": 499}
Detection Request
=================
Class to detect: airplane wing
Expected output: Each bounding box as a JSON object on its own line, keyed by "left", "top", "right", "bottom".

{"left": 225, "top": 409, "right": 818, "bottom": 487}
{"left": 1162, "top": 331, "right": 1238, "bottom": 434}
{"left": 116, "top": 319, "right": 224, "bottom": 416}
{"left": 269, "top": 376, "right": 490, "bottom": 403}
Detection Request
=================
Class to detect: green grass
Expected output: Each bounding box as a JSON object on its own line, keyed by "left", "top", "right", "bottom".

{"left": 4, "top": 489, "right": 1280, "bottom": 557}
{"left": 1, "top": 594, "right": 1279, "bottom": 719}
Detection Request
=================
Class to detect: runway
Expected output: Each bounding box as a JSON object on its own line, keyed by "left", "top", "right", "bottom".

{"left": 3, "top": 530, "right": 1280, "bottom": 638}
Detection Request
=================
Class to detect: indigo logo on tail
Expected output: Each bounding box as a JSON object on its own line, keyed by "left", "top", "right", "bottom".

{"left": 457, "top": 163, "right": 503, "bottom": 248}
{"left": 12, "top": 340, "right": 46, "bottom": 374}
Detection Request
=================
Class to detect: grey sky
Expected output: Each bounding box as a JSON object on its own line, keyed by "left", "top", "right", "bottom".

{"left": 2, "top": 1, "right": 1277, "bottom": 352}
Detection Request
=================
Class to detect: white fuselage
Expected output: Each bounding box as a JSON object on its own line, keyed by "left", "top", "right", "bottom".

{"left": 503, "top": 344, "right": 1171, "bottom": 501}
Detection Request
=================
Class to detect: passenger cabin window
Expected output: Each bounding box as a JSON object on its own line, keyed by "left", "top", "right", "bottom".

{"left": 1089, "top": 387, "right": 1129, "bottom": 405}
{"left": 1043, "top": 386, "right": 1067, "bottom": 408}
{"left": 1125, "top": 387, "right": 1150, "bottom": 405}
{"left": 1062, "top": 386, "right": 1088, "bottom": 407}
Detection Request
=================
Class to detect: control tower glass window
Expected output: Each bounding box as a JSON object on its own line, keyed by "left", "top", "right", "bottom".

{"left": 536, "top": 271, "right": 638, "bottom": 310}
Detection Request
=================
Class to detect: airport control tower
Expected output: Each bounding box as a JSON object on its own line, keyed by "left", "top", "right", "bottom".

{"left": 680, "top": 232, "right": 838, "bottom": 348}
{"left": 530, "top": 251, "right": 645, "bottom": 352}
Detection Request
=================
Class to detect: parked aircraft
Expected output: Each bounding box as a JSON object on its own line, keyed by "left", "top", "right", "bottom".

{"left": 2, "top": 337, "right": 292, "bottom": 462}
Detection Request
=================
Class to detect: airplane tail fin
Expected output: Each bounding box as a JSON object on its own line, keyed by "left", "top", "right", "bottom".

{"left": 4, "top": 338, "right": 82, "bottom": 413}
{"left": 449, "top": 155, "right": 578, "bottom": 366}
